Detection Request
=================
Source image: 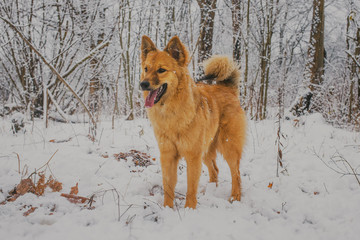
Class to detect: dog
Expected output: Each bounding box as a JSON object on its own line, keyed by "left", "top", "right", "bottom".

{"left": 140, "top": 35, "right": 246, "bottom": 209}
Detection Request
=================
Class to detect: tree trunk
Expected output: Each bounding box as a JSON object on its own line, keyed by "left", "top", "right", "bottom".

{"left": 291, "top": 0, "right": 325, "bottom": 116}
{"left": 231, "top": 0, "right": 242, "bottom": 65}
{"left": 306, "top": 0, "right": 325, "bottom": 90}
{"left": 164, "top": 0, "right": 176, "bottom": 45}
{"left": 197, "top": 0, "right": 217, "bottom": 82}
{"left": 243, "top": 0, "right": 250, "bottom": 105}
{"left": 357, "top": 28, "right": 360, "bottom": 108}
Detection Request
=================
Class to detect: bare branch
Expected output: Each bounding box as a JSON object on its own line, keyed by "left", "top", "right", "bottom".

{"left": 345, "top": 50, "right": 360, "bottom": 68}
{"left": 0, "top": 16, "right": 96, "bottom": 127}
{"left": 313, "top": 148, "right": 360, "bottom": 187}
{"left": 62, "top": 40, "right": 110, "bottom": 79}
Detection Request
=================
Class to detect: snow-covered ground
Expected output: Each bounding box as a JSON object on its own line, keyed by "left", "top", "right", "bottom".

{"left": 0, "top": 114, "right": 359, "bottom": 240}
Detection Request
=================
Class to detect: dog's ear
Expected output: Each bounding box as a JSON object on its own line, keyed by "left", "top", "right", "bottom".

{"left": 141, "top": 36, "right": 157, "bottom": 62}
{"left": 164, "top": 36, "right": 189, "bottom": 66}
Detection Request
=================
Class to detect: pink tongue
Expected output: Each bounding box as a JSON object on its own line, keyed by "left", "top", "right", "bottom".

{"left": 145, "top": 89, "right": 159, "bottom": 108}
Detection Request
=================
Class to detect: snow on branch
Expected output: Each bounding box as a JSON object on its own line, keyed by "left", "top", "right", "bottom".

{"left": 345, "top": 50, "right": 360, "bottom": 68}
{"left": 0, "top": 16, "right": 97, "bottom": 127}
{"left": 62, "top": 40, "right": 110, "bottom": 79}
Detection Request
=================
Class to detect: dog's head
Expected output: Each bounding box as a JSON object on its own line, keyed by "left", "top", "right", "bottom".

{"left": 140, "top": 35, "right": 189, "bottom": 108}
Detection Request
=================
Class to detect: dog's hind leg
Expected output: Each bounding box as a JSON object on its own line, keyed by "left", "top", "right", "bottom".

{"left": 222, "top": 148, "right": 242, "bottom": 202}
{"left": 203, "top": 141, "right": 219, "bottom": 184}
{"left": 218, "top": 121, "right": 245, "bottom": 202}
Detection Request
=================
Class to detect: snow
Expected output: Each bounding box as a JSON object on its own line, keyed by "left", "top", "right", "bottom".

{"left": 0, "top": 114, "right": 359, "bottom": 240}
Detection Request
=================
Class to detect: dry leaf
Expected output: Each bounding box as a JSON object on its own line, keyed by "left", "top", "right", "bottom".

{"left": 47, "top": 176, "right": 63, "bottom": 192}
{"left": 35, "top": 174, "right": 46, "bottom": 196}
{"left": 70, "top": 183, "right": 79, "bottom": 195}
{"left": 268, "top": 182, "right": 273, "bottom": 189}
{"left": 114, "top": 150, "right": 154, "bottom": 167}
{"left": 61, "top": 193, "right": 89, "bottom": 204}
{"left": 23, "top": 206, "right": 37, "bottom": 216}
{"left": 16, "top": 179, "right": 35, "bottom": 195}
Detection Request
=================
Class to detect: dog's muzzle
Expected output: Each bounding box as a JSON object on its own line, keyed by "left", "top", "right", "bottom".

{"left": 140, "top": 81, "right": 150, "bottom": 91}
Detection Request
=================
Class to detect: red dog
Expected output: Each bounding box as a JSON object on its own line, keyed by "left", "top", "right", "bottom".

{"left": 140, "top": 35, "right": 246, "bottom": 209}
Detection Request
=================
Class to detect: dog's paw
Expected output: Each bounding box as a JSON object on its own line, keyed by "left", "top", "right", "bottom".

{"left": 228, "top": 194, "right": 241, "bottom": 203}
{"left": 184, "top": 199, "right": 197, "bottom": 209}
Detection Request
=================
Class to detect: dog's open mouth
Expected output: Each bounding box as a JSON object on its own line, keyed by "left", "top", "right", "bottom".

{"left": 145, "top": 83, "right": 167, "bottom": 108}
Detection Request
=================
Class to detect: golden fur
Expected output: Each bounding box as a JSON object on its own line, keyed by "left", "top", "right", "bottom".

{"left": 140, "top": 35, "right": 246, "bottom": 209}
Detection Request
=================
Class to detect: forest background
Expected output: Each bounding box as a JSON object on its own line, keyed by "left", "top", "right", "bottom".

{"left": 0, "top": 0, "right": 359, "bottom": 131}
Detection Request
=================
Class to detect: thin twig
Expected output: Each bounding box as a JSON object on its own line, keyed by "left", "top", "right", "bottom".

{"left": 313, "top": 148, "right": 360, "bottom": 187}
{"left": 37, "top": 149, "right": 59, "bottom": 171}
{"left": 101, "top": 181, "right": 123, "bottom": 221}
{"left": 14, "top": 152, "right": 21, "bottom": 174}
{"left": 174, "top": 200, "right": 182, "bottom": 221}
{"left": 98, "top": 128, "right": 104, "bottom": 146}
{"left": 340, "top": 155, "right": 360, "bottom": 186}
{"left": 120, "top": 204, "right": 133, "bottom": 220}
{"left": 313, "top": 149, "right": 347, "bottom": 175}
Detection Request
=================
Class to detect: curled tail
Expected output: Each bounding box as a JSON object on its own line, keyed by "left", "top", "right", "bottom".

{"left": 202, "top": 55, "right": 240, "bottom": 93}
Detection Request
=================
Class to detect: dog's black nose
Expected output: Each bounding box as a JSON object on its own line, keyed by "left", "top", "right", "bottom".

{"left": 140, "top": 81, "right": 150, "bottom": 90}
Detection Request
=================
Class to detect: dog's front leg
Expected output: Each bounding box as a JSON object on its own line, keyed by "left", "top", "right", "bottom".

{"left": 160, "top": 150, "right": 179, "bottom": 208}
{"left": 184, "top": 154, "right": 202, "bottom": 209}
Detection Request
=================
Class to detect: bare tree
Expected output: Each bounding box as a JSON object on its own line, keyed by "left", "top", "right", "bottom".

{"left": 0, "top": 0, "right": 358, "bottom": 130}
{"left": 254, "top": 0, "right": 280, "bottom": 120}
{"left": 291, "top": 0, "right": 325, "bottom": 116}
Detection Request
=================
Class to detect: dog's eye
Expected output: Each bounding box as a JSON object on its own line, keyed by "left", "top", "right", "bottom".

{"left": 157, "top": 68, "right": 166, "bottom": 73}
{"left": 144, "top": 67, "right": 148, "bottom": 72}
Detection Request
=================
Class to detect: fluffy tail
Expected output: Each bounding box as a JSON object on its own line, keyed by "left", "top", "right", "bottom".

{"left": 202, "top": 55, "right": 240, "bottom": 92}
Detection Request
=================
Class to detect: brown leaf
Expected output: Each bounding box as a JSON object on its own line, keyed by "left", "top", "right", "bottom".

{"left": 61, "top": 193, "right": 89, "bottom": 204}
{"left": 49, "top": 137, "right": 72, "bottom": 143}
{"left": 70, "top": 183, "right": 79, "bottom": 195}
{"left": 16, "top": 179, "right": 35, "bottom": 195}
{"left": 87, "top": 135, "right": 95, "bottom": 142}
{"left": 23, "top": 206, "right": 37, "bottom": 216}
{"left": 47, "top": 176, "right": 63, "bottom": 192}
{"left": 268, "top": 182, "right": 273, "bottom": 189}
{"left": 35, "top": 174, "right": 46, "bottom": 196}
